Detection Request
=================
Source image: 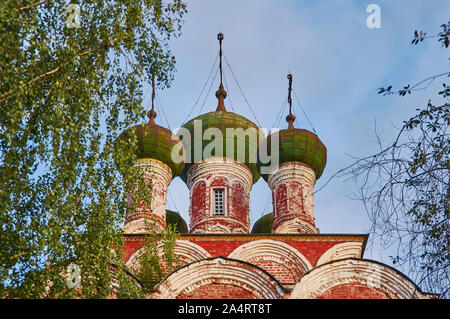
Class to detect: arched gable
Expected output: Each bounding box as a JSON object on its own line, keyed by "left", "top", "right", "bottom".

{"left": 126, "top": 240, "right": 211, "bottom": 273}
{"left": 227, "top": 239, "right": 312, "bottom": 283}
{"left": 316, "top": 242, "right": 363, "bottom": 266}
{"left": 154, "top": 256, "right": 286, "bottom": 299}
{"left": 290, "top": 258, "right": 435, "bottom": 299}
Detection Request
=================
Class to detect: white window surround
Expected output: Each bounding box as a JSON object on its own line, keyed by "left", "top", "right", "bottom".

{"left": 211, "top": 187, "right": 226, "bottom": 216}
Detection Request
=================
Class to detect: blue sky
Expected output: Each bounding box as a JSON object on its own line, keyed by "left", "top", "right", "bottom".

{"left": 142, "top": 0, "right": 449, "bottom": 270}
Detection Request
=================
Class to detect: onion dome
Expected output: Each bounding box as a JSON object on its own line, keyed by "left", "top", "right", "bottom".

{"left": 179, "top": 109, "right": 264, "bottom": 184}
{"left": 119, "top": 78, "right": 185, "bottom": 178}
{"left": 258, "top": 74, "right": 327, "bottom": 181}
{"left": 178, "top": 33, "right": 265, "bottom": 184}
{"left": 166, "top": 210, "right": 188, "bottom": 233}
{"left": 130, "top": 111, "right": 184, "bottom": 177}
{"left": 251, "top": 213, "right": 273, "bottom": 234}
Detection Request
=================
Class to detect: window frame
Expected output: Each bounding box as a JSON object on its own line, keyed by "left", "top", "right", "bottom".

{"left": 211, "top": 187, "right": 226, "bottom": 216}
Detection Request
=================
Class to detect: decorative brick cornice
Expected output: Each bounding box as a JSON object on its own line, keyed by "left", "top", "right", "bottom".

{"left": 123, "top": 233, "right": 369, "bottom": 244}
{"left": 273, "top": 217, "right": 318, "bottom": 234}
{"left": 189, "top": 217, "right": 250, "bottom": 233}
{"left": 122, "top": 216, "right": 165, "bottom": 235}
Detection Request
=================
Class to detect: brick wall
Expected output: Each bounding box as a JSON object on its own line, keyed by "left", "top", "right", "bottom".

{"left": 253, "top": 260, "right": 295, "bottom": 284}
{"left": 123, "top": 235, "right": 367, "bottom": 299}
{"left": 316, "top": 283, "right": 389, "bottom": 299}
{"left": 123, "top": 236, "right": 360, "bottom": 276}
{"left": 187, "top": 159, "right": 253, "bottom": 234}
{"left": 177, "top": 283, "right": 255, "bottom": 299}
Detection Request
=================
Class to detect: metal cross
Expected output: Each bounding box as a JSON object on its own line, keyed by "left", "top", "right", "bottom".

{"left": 218, "top": 32, "right": 224, "bottom": 87}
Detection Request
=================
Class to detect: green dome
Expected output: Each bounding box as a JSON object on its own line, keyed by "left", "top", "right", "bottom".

{"left": 121, "top": 120, "right": 185, "bottom": 178}
{"left": 166, "top": 210, "right": 188, "bottom": 233}
{"left": 251, "top": 213, "right": 273, "bottom": 234}
{"left": 179, "top": 110, "right": 265, "bottom": 184}
{"left": 258, "top": 127, "right": 327, "bottom": 181}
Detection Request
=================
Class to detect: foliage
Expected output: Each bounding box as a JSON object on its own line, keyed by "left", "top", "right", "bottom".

{"left": 0, "top": 0, "right": 186, "bottom": 298}
{"left": 136, "top": 220, "right": 180, "bottom": 293}
{"left": 410, "top": 21, "right": 450, "bottom": 47}
{"left": 347, "top": 22, "right": 449, "bottom": 298}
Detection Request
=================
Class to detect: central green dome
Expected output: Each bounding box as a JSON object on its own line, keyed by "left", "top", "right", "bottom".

{"left": 178, "top": 33, "right": 265, "bottom": 184}
{"left": 178, "top": 110, "right": 265, "bottom": 184}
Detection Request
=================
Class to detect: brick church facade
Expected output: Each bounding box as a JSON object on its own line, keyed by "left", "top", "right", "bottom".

{"left": 119, "top": 34, "right": 436, "bottom": 299}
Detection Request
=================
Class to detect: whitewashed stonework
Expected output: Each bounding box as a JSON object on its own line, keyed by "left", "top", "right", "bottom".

{"left": 267, "top": 162, "right": 318, "bottom": 234}
{"left": 126, "top": 240, "right": 212, "bottom": 273}
{"left": 290, "top": 258, "right": 435, "bottom": 299}
{"left": 227, "top": 239, "right": 312, "bottom": 281}
{"left": 186, "top": 157, "right": 253, "bottom": 234}
{"left": 316, "top": 242, "right": 364, "bottom": 266}
{"left": 186, "top": 157, "right": 253, "bottom": 191}
{"left": 153, "top": 257, "right": 285, "bottom": 299}
{"left": 122, "top": 158, "right": 172, "bottom": 234}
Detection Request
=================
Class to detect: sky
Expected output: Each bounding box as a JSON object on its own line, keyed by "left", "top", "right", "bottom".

{"left": 142, "top": 0, "right": 450, "bottom": 270}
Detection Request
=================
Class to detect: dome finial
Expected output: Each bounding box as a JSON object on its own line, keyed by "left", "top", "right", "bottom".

{"left": 148, "top": 75, "right": 157, "bottom": 124}
{"left": 286, "top": 73, "right": 295, "bottom": 128}
{"left": 216, "top": 32, "right": 227, "bottom": 111}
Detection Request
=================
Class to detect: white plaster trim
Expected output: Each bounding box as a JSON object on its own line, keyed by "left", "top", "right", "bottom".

{"left": 123, "top": 159, "right": 172, "bottom": 234}
{"left": 122, "top": 218, "right": 164, "bottom": 235}
{"left": 189, "top": 217, "right": 249, "bottom": 232}
{"left": 273, "top": 218, "right": 318, "bottom": 234}
{"left": 290, "top": 258, "right": 432, "bottom": 299}
{"left": 210, "top": 186, "right": 228, "bottom": 218}
{"left": 154, "top": 257, "right": 285, "bottom": 299}
{"left": 208, "top": 223, "right": 231, "bottom": 234}
{"left": 134, "top": 158, "right": 173, "bottom": 186}
{"left": 267, "top": 162, "right": 316, "bottom": 190}
{"left": 187, "top": 157, "right": 253, "bottom": 191}
{"left": 316, "top": 242, "right": 364, "bottom": 266}
{"left": 228, "top": 239, "right": 312, "bottom": 279}
{"left": 126, "top": 240, "right": 212, "bottom": 273}
{"left": 269, "top": 162, "right": 317, "bottom": 234}
{"left": 231, "top": 227, "right": 246, "bottom": 234}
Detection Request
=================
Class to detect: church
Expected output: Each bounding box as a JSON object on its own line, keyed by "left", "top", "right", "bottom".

{"left": 119, "top": 33, "right": 436, "bottom": 299}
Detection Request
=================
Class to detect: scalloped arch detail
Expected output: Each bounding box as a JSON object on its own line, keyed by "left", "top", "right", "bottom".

{"left": 316, "top": 242, "right": 363, "bottom": 266}
{"left": 290, "top": 258, "right": 434, "bottom": 299}
{"left": 154, "top": 257, "right": 285, "bottom": 299}
{"left": 126, "top": 239, "right": 212, "bottom": 273}
{"left": 227, "top": 239, "right": 312, "bottom": 281}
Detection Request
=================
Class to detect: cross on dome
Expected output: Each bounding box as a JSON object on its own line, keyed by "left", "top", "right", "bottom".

{"left": 148, "top": 75, "right": 157, "bottom": 125}
{"left": 286, "top": 73, "right": 296, "bottom": 128}
{"left": 215, "top": 32, "right": 227, "bottom": 111}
